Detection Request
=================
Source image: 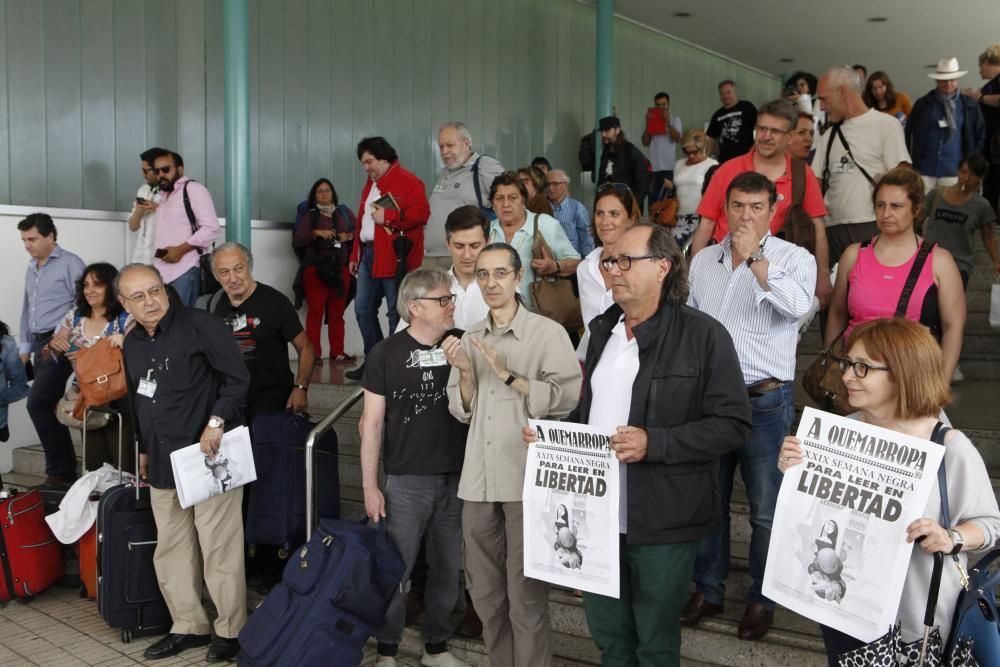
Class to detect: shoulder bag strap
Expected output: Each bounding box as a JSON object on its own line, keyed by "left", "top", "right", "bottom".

{"left": 182, "top": 181, "right": 204, "bottom": 256}
{"left": 821, "top": 122, "right": 841, "bottom": 195}
{"left": 471, "top": 157, "right": 485, "bottom": 210}
{"left": 932, "top": 421, "right": 952, "bottom": 527}
{"left": 894, "top": 241, "right": 934, "bottom": 317}
{"left": 833, "top": 125, "right": 876, "bottom": 187}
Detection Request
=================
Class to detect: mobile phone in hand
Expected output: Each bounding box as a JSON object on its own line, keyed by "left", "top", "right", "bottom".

{"left": 154, "top": 248, "right": 167, "bottom": 258}
{"left": 136, "top": 197, "right": 148, "bottom": 205}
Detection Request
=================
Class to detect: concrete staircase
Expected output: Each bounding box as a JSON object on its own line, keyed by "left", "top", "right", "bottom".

{"left": 7, "top": 246, "right": 1000, "bottom": 666}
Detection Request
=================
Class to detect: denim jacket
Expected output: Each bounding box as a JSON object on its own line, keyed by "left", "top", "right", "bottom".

{"left": 0, "top": 335, "right": 30, "bottom": 428}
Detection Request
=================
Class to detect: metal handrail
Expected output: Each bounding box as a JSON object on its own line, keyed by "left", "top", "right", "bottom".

{"left": 305, "top": 387, "right": 364, "bottom": 540}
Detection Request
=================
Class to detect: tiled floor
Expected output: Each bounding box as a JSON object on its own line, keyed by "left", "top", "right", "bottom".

{"left": 0, "top": 586, "right": 418, "bottom": 666}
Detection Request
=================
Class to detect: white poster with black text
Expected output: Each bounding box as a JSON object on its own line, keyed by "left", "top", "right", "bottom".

{"left": 523, "top": 419, "right": 620, "bottom": 598}
{"left": 762, "top": 407, "right": 944, "bottom": 642}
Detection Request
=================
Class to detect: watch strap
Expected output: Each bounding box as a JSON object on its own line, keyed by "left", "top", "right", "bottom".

{"left": 294, "top": 384, "right": 308, "bottom": 391}
{"left": 505, "top": 373, "right": 517, "bottom": 386}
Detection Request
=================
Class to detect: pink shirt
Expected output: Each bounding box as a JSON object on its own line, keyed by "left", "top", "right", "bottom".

{"left": 153, "top": 176, "right": 220, "bottom": 283}
{"left": 846, "top": 242, "right": 937, "bottom": 336}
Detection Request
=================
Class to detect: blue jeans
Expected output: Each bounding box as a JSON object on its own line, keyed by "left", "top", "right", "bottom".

{"left": 693, "top": 383, "right": 795, "bottom": 608}
{"left": 169, "top": 266, "right": 201, "bottom": 307}
{"left": 354, "top": 244, "right": 400, "bottom": 356}
{"left": 26, "top": 338, "right": 76, "bottom": 476}
{"left": 377, "top": 473, "right": 463, "bottom": 646}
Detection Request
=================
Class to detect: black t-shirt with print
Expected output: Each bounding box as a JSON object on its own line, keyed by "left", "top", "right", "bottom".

{"left": 707, "top": 100, "right": 758, "bottom": 163}
{"left": 212, "top": 282, "right": 303, "bottom": 419}
{"left": 363, "top": 328, "right": 467, "bottom": 475}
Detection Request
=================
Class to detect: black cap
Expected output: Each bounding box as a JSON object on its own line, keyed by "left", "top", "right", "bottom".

{"left": 598, "top": 116, "right": 621, "bottom": 131}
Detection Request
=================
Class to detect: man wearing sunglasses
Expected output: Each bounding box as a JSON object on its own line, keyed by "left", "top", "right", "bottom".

{"left": 684, "top": 172, "right": 816, "bottom": 641}
{"left": 151, "top": 150, "right": 221, "bottom": 307}
{"left": 360, "top": 268, "right": 470, "bottom": 667}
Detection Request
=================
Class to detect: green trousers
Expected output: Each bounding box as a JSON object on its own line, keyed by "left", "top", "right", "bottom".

{"left": 583, "top": 539, "right": 698, "bottom": 667}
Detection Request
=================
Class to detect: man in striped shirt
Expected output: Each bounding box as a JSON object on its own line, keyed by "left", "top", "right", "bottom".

{"left": 682, "top": 172, "right": 816, "bottom": 641}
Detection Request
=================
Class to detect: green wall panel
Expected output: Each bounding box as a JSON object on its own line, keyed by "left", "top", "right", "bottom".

{"left": 0, "top": 0, "right": 778, "bottom": 219}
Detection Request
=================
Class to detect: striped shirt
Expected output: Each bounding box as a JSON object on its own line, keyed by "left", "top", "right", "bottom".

{"left": 687, "top": 234, "right": 816, "bottom": 384}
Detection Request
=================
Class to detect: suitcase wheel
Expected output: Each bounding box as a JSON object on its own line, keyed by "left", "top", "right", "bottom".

{"left": 121, "top": 628, "right": 132, "bottom": 644}
{"left": 277, "top": 547, "right": 290, "bottom": 560}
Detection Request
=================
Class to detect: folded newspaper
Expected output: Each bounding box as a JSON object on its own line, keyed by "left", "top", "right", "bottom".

{"left": 523, "top": 419, "right": 620, "bottom": 598}
{"left": 170, "top": 425, "right": 257, "bottom": 509}
{"left": 762, "top": 407, "right": 945, "bottom": 642}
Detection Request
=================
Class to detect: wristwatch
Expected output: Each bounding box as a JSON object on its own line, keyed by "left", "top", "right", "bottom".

{"left": 207, "top": 416, "right": 225, "bottom": 429}
{"left": 746, "top": 248, "right": 766, "bottom": 266}
{"left": 505, "top": 373, "right": 517, "bottom": 386}
{"left": 294, "top": 384, "right": 308, "bottom": 391}
{"left": 947, "top": 528, "right": 964, "bottom": 555}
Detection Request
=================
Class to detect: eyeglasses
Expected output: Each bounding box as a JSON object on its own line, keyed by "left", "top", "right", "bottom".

{"left": 837, "top": 358, "right": 890, "bottom": 378}
{"left": 121, "top": 286, "right": 165, "bottom": 304}
{"left": 414, "top": 294, "right": 457, "bottom": 307}
{"left": 475, "top": 268, "right": 515, "bottom": 282}
{"left": 153, "top": 165, "right": 173, "bottom": 175}
{"left": 682, "top": 148, "right": 700, "bottom": 156}
{"left": 596, "top": 182, "right": 633, "bottom": 196}
{"left": 546, "top": 181, "right": 568, "bottom": 188}
{"left": 754, "top": 125, "right": 788, "bottom": 136}
{"left": 601, "top": 255, "right": 663, "bottom": 272}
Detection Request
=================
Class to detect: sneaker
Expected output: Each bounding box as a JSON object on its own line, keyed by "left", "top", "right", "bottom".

{"left": 332, "top": 353, "right": 356, "bottom": 364}
{"left": 421, "top": 651, "right": 470, "bottom": 667}
{"left": 953, "top": 366, "right": 965, "bottom": 383}
{"left": 345, "top": 362, "right": 366, "bottom": 381}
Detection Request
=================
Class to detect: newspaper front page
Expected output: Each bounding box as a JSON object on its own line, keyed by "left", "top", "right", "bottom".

{"left": 522, "top": 419, "right": 620, "bottom": 598}
{"left": 762, "top": 407, "right": 945, "bottom": 642}
{"left": 170, "top": 425, "right": 258, "bottom": 509}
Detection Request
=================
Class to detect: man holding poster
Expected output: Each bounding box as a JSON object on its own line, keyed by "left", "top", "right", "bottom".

{"left": 770, "top": 318, "right": 1000, "bottom": 662}
{"left": 564, "top": 224, "right": 751, "bottom": 666}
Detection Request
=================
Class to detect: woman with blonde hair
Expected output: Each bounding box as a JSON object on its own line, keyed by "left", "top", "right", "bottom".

{"left": 780, "top": 317, "right": 1000, "bottom": 665}
{"left": 667, "top": 129, "right": 718, "bottom": 248}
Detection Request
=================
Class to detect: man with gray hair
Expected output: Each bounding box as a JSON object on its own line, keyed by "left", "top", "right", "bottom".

{"left": 426, "top": 122, "right": 504, "bottom": 267}
{"left": 209, "top": 242, "right": 315, "bottom": 422}
{"left": 545, "top": 168, "right": 594, "bottom": 256}
{"left": 360, "top": 268, "right": 470, "bottom": 667}
{"left": 814, "top": 66, "right": 911, "bottom": 266}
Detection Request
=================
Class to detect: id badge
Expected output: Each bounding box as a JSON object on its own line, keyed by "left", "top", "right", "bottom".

{"left": 232, "top": 313, "right": 248, "bottom": 332}
{"left": 418, "top": 349, "right": 448, "bottom": 367}
{"left": 138, "top": 378, "right": 157, "bottom": 398}
{"left": 938, "top": 118, "right": 949, "bottom": 128}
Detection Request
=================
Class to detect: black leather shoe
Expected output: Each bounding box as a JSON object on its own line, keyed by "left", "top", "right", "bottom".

{"left": 738, "top": 602, "right": 775, "bottom": 640}
{"left": 345, "top": 362, "right": 366, "bottom": 381}
{"left": 679, "top": 591, "right": 724, "bottom": 627}
{"left": 206, "top": 636, "right": 241, "bottom": 662}
{"left": 143, "top": 633, "right": 211, "bottom": 660}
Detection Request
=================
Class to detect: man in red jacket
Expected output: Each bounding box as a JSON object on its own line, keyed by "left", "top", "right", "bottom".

{"left": 347, "top": 137, "right": 430, "bottom": 381}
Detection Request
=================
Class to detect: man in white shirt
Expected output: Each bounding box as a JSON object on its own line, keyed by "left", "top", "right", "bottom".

{"left": 642, "top": 92, "right": 683, "bottom": 208}
{"left": 814, "top": 66, "right": 911, "bottom": 267}
{"left": 684, "top": 172, "right": 816, "bottom": 641}
{"left": 127, "top": 147, "right": 167, "bottom": 265}
{"left": 426, "top": 122, "right": 504, "bottom": 267}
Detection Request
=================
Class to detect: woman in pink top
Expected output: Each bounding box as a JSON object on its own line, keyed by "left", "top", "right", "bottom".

{"left": 825, "top": 167, "right": 965, "bottom": 383}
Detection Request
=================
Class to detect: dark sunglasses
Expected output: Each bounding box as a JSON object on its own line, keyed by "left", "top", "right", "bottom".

{"left": 154, "top": 165, "right": 173, "bottom": 175}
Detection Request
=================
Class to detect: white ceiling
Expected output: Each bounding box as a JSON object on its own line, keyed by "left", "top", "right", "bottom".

{"left": 611, "top": 0, "right": 999, "bottom": 100}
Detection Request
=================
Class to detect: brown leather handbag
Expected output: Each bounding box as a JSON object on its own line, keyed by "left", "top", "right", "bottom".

{"left": 530, "top": 215, "right": 583, "bottom": 329}
{"left": 72, "top": 337, "right": 128, "bottom": 420}
{"left": 801, "top": 337, "right": 852, "bottom": 415}
{"left": 649, "top": 193, "right": 679, "bottom": 227}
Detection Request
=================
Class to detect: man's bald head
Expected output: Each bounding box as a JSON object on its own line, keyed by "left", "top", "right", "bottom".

{"left": 116, "top": 263, "right": 170, "bottom": 333}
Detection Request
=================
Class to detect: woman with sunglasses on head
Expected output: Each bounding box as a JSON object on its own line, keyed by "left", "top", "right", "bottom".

{"left": 670, "top": 130, "right": 719, "bottom": 249}
{"left": 780, "top": 317, "right": 1000, "bottom": 665}
{"left": 487, "top": 171, "right": 581, "bottom": 312}
{"left": 575, "top": 182, "right": 642, "bottom": 359}
{"left": 824, "top": 166, "right": 966, "bottom": 384}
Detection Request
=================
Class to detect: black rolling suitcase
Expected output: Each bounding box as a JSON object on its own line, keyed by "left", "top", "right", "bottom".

{"left": 96, "top": 438, "right": 171, "bottom": 643}
{"left": 246, "top": 411, "right": 340, "bottom": 556}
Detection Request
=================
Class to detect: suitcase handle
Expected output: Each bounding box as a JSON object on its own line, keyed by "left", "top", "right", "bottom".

{"left": 305, "top": 388, "right": 363, "bottom": 541}
{"left": 82, "top": 406, "right": 124, "bottom": 484}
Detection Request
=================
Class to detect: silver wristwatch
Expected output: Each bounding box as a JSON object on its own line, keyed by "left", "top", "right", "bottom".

{"left": 746, "top": 248, "right": 766, "bottom": 266}
{"left": 207, "top": 416, "right": 225, "bottom": 429}
{"left": 947, "top": 528, "right": 964, "bottom": 555}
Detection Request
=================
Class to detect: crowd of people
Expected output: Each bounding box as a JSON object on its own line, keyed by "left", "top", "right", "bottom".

{"left": 4, "top": 45, "right": 1000, "bottom": 667}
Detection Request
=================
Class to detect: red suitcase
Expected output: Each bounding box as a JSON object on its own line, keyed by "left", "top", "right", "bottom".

{"left": 0, "top": 489, "right": 64, "bottom": 602}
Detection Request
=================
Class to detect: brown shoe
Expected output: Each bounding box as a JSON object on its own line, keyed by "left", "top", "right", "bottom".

{"left": 737, "top": 602, "right": 774, "bottom": 640}
{"left": 679, "top": 591, "right": 724, "bottom": 627}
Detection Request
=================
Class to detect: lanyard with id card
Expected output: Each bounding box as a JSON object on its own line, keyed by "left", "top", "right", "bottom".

{"left": 138, "top": 369, "right": 157, "bottom": 398}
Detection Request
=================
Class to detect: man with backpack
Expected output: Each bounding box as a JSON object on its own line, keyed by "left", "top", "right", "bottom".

{"left": 150, "top": 150, "right": 220, "bottom": 306}
{"left": 427, "top": 122, "right": 504, "bottom": 268}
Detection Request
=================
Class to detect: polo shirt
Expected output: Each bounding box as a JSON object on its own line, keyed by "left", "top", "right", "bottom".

{"left": 696, "top": 149, "right": 827, "bottom": 243}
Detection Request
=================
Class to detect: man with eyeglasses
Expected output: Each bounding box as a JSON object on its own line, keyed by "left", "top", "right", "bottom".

{"left": 444, "top": 243, "right": 581, "bottom": 666}
{"left": 360, "top": 268, "right": 470, "bottom": 667}
{"left": 116, "top": 263, "right": 250, "bottom": 662}
{"left": 545, "top": 169, "right": 594, "bottom": 256}
{"left": 546, "top": 223, "right": 751, "bottom": 666}
{"left": 691, "top": 98, "right": 832, "bottom": 308}
{"left": 684, "top": 172, "right": 816, "bottom": 642}
{"left": 127, "top": 146, "right": 168, "bottom": 265}
{"left": 150, "top": 150, "right": 221, "bottom": 307}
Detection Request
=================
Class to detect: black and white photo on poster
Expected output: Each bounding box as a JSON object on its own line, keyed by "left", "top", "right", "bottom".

{"left": 763, "top": 408, "right": 945, "bottom": 642}
{"left": 523, "top": 419, "right": 620, "bottom": 598}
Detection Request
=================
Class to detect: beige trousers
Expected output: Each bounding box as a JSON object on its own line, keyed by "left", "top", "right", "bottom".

{"left": 463, "top": 500, "right": 552, "bottom": 667}
{"left": 149, "top": 486, "right": 247, "bottom": 638}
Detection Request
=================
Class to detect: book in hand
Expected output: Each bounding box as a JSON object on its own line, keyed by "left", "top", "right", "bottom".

{"left": 372, "top": 192, "right": 399, "bottom": 211}
{"left": 645, "top": 107, "right": 667, "bottom": 136}
{"left": 169, "top": 425, "right": 257, "bottom": 509}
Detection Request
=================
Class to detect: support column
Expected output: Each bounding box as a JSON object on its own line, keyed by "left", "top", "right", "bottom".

{"left": 223, "top": 0, "right": 251, "bottom": 246}
{"left": 594, "top": 0, "right": 614, "bottom": 183}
